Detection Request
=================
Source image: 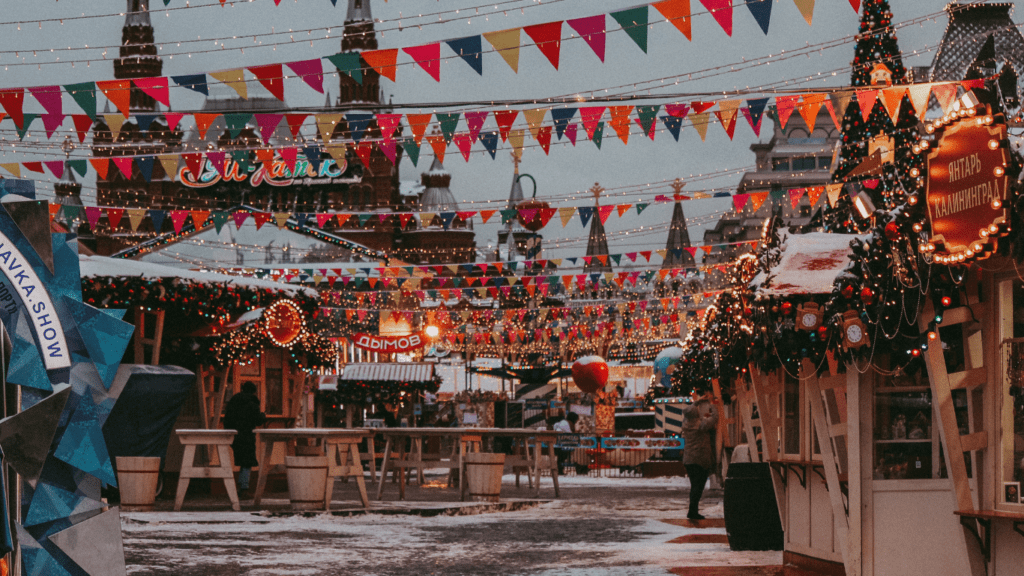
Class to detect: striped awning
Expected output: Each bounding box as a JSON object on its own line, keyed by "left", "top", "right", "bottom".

{"left": 339, "top": 363, "right": 435, "bottom": 383}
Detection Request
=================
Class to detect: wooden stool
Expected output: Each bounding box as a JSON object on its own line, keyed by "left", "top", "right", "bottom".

{"left": 174, "top": 429, "right": 240, "bottom": 511}
{"left": 324, "top": 438, "right": 370, "bottom": 509}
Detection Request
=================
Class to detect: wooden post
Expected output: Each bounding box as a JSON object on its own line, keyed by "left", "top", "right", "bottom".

{"left": 132, "top": 308, "right": 165, "bottom": 365}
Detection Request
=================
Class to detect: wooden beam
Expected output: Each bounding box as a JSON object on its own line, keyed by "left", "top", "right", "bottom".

{"left": 937, "top": 304, "right": 987, "bottom": 329}
{"left": 960, "top": 431, "right": 988, "bottom": 453}
{"left": 947, "top": 367, "right": 986, "bottom": 391}
{"left": 925, "top": 335, "right": 976, "bottom": 512}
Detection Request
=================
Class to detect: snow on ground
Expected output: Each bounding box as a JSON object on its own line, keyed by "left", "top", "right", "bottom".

{"left": 122, "top": 476, "right": 781, "bottom": 575}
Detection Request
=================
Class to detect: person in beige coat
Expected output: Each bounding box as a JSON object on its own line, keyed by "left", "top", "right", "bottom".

{"left": 681, "top": 395, "right": 718, "bottom": 520}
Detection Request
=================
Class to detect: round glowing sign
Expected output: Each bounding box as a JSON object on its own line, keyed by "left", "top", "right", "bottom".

{"left": 263, "top": 300, "right": 304, "bottom": 347}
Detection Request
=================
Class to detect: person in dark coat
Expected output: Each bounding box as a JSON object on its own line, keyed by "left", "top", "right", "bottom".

{"left": 681, "top": 395, "right": 718, "bottom": 520}
{"left": 223, "top": 381, "right": 266, "bottom": 492}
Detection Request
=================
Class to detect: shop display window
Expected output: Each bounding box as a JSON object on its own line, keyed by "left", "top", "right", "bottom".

{"left": 998, "top": 280, "right": 1024, "bottom": 505}
{"left": 782, "top": 372, "right": 802, "bottom": 458}
{"left": 873, "top": 368, "right": 947, "bottom": 480}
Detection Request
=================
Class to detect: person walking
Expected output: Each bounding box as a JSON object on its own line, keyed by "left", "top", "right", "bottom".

{"left": 223, "top": 381, "right": 266, "bottom": 494}
{"left": 681, "top": 394, "right": 718, "bottom": 520}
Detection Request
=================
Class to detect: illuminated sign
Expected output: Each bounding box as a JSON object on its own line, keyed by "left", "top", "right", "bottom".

{"left": 179, "top": 157, "right": 354, "bottom": 189}
{"left": 262, "top": 300, "right": 304, "bottom": 347}
{"left": 353, "top": 332, "right": 426, "bottom": 353}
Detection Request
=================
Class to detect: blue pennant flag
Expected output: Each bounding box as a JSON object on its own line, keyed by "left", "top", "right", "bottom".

{"left": 172, "top": 74, "right": 208, "bottom": 96}
{"left": 745, "top": 98, "right": 770, "bottom": 131}
{"left": 577, "top": 206, "right": 594, "bottom": 228}
{"left": 479, "top": 131, "right": 499, "bottom": 159}
{"left": 304, "top": 146, "right": 323, "bottom": 173}
{"left": 149, "top": 209, "right": 166, "bottom": 233}
{"left": 134, "top": 114, "right": 159, "bottom": 132}
{"left": 446, "top": 36, "right": 483, "bottom": 75}
{"left": 550, "top": 108, "right": 577, "bottom": 140}
{"left": 136, "top": 156, "right": 155, "bottom": 182}
{"left": 439, "top": 212, "right": 457, "bottom": 230}
{"left": 745, "top": 0, "right": 772, "bottom": 35}
{"left": 346, "top": 113, "right": 373, "bottom": 142}
{"left": 661, "top": 116, "right": 683, "bottom": 141}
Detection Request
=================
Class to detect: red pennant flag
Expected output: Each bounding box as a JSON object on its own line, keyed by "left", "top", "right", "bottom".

{"left": 354, "top": 142, "right": 373, "bottom": 167}
{"left": 376, "top": 114, "right": 403, "bottom": 140}
{"left": 399, "top": 213, "right": 413, "bottom": 229}
{"left": 317, "top": 213, "right": 334, "bottom": 228}
{"left": 493, "top": 110, "right": 519, "bottom": 142}
{"left": 654, "top": 0, "right": 692, "bottom": 41}
{"left": 285, "top": 114, "right": 307, "bottom": 138}
{"left": 22, "top": 162, "right": 43, "bottom": 174}
{"left": 96, "top": 80, "right": 131, "bottom": 117}
{"left": 567, "top": 15, "right": 606, "bottom": 62}
{"left": 287, "top": 59, "right": 324, "bottom": 93}
{"left": 182, "top": 153, "right": 204, "bottom": 179}
{"left": 133, "top": 77, "right": 170, "bottom": 106}
{"left": 403, "top": 43, "right": 441, "bottom": 82}
{"left": 0, "top": 89, "right": 25, "bottom": 128}
{"left": 249, "top": 64, "right": 285, "bottom": 101}
{"left": 280, "top": 147, "right": 298, "bottom": 173}
{"left": 106, "top": 208, "right": 124, "bottom": 230}
{"left": 207, "top": 152, "right": 228, "bottom": 177}
{"left": 453, "top": 132, "right": 473, "bottom": 161}
{"left": 580, "top": 107, "right": 605, "bottom": 138}
{"left": 252, "top": 211, "right": 272, "bottom": 230}
{"left": 170, "top": 210, "right": 189, "bottom": 234}
{"left": 112, "top": 157, "right": 133, "bottom": 179}
{"left": 536, "top": 126, "right": 552, "bottom": 154}
{"left": 856, "top": 90, "right": 879, "bottom": 122}
{"left": 523, "top": 22, "right": 563, "bottom": 70}
{"left": 598, "top": 205, "right": 615, "bottom": 224}
{"left": 774, "top": 95, "right": 801, "bottom": 129}
{"left": 164, "top": 112, "right": 184, "bottom": 133}
{"left": 89, "top": 158, "right": 110, "bottom": 180}
{"left": 698, "top": 0, "right": 733, "bottom": 36}
{"left": 362, "top": 49, "right": 399, "bottom": 82}
{"left": 72, "top": 114, "right": 93, "bottom": 143}
{"left": 665, "top": 103, "right": 690, "bottom": 119}
{"left": 232, "top": 211, "right": 249, "bottom": 229}
{"left": 691, "top": 101, "right": 715, "bottom": 114}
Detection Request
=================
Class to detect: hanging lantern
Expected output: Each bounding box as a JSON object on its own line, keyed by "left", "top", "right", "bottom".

{"left": 572, "top": 355, "right": 609, "bottom": 394}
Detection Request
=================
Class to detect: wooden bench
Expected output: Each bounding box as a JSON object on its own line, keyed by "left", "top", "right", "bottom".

{"left": 954, "top": 509, "right": 1024, "bottom": 563}
{"left": 174, "top": 429, "right": 239, "bottom": 511}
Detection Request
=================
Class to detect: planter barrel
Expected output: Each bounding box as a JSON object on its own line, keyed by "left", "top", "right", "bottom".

{"left": 116, "top": 456, "right": 161, "bottom": 512}
{"left": 464, "top": 453, "right": 505, "bottom": 502}
{"left": 285, "top": 455, "right": 329, "bottom": 511}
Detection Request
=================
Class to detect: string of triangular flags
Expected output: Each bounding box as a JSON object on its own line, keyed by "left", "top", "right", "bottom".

{"left": 47, "top": 181, "right": 825, "bottom": 236}
{"left": 0, "top": 0, "right": 864, "bottom": 122}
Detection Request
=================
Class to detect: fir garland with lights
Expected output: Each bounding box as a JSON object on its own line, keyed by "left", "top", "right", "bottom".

{"left": 320, "top": 375, "right": 443, "bottom": 406}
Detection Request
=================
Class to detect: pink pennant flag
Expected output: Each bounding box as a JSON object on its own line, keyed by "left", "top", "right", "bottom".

{"left": 665, "top": 103, "right": 690, "bottom": 119}
{"left": 376, "top": 114, "right": 403, "bottom": 140}
{"left": 464, "top": 111, "right": 488, "bottom": 142}
{"left": 112, "top": 157, "right": 133, "bottom": 179}
{"left": 164, "top": 112, "right": 184, "bottom": 133}
{"left": 170, "top": 210, "right": 189, "bottom": 234}
{"left": 565, "top": 123, "right": 578, "bottom": 145}
{"left": 567, "top": 15, "right": 606, "bottom": 62}
{"left": 774, "top": 95, "right": 800, "bottom": 129}
{"left": 44, "top": 161, "right": 64, "bottom": 179}
{"left": 379, "top": 138, "right": 398, "bottom": 164}
{"left": 255, "top": 114, "right": 284, "bottom": 144}
{"left": 28, "top": 86, "right": 62, "bottom": 117}
{"left": 699, "top": 0, "right": 733, "bottom": 36}
{"left": 133, "top": 77, "right": 170, "bottom": 107}
{"left": 316, "top": 213, "right": 333, "bottom": 228}
{"left": 579, "top": 107, "right": 605, "bottom": 138}
{"left": 206, "top": 151, "right": 228, "bottom": 177}
{"left": 789, "top": 188, "right": 806, "bottom": 209}
{"left": 85, "top": 206, "right": 103, "bottom": 230}
{"left": 286, "top": 59, "right": 324, "bottom": 93}
{"left": 453, "top": 132, "right": 473, "bottom": 161}
{"left": 42, "top": 114, "right": 65, "bottom": 138}
{"left": 232, "top": 211, "right": 250, "bottom": 229}
{"left": 404, "top": 43, "right": 441, "bottom": 82}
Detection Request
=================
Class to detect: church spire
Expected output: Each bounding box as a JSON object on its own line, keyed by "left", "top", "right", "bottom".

{"left": 663, "top": 179, "right": 695, "bottom": 269}
{"left": 338, "top": 0, "right": 380, "bottom": 106}
{"left": 584, "top": 183, "right": 612, "bottom": 274}
{"left": 346, "top": 0, "right": 373, "bottom": 24}
{"left": 115, "top": 0, "right": 162, "bottom": 111}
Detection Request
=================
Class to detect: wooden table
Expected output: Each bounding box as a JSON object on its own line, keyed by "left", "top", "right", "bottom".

{"left": 252, "top": 428, "right": 372, "bottom": 509}
{"left": 374, "top": 428, "right": 561, "bottom": 501}
{"left": 174, "top": 429, "right": 239, "bottom": 511}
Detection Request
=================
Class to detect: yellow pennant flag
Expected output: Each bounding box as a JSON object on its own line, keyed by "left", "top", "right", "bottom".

{"left": 421, "top": 213, "right": 436, "bottom": 227}
{"left": 104, "top": 114, "right": 126, "bottom": 142}
{"left": 793, "top": 0, "right": 815, "bottom": 25}
{"left": 274, "top": 212, "right": 290, "bottom": 228}
{"left": 0, "top": 163, "right": 20, "bottom": 177}
{"left": 549, "top": 259, "right": 562, "bottom": 266}
{"left": 509, "top": 129, "right": 525, "bottom": 158}
{"left": 716, "top": 99, "right": 741, "bottom": 137}
{"left": 798, "top": 94, "right": 827, "bottom": 133}
{"left": 316, "top": 114, "right": 342, "bottom": 143}
{"left": 558, "top": 207, "right": 575, "bottom": 227}
{"left": 907, "top": 83, "right": 933, "bottom": 121}
{"left": 324, "top": 144, "right": 347, "bottom": 162}
{"left": 158, "top": 154, "right": 178, "bottom": 181}
{"left": 523, "top": 108, "right": 548, "bottom": 141}
{"left": 210, "top": 69, "right": 248, "bottom": 99}
{"left": 826, "top": 183, "right": 844, "bottom": 207}
{"left": 690, "top": 112, "right": 710, "bottom": 141}
{"left": 483, "top": 28, "right": 522, "bottom": 73}
{"left": 127, "top": 208, "right": 147, "bottom": 231}
{"left": 881, "top": 87, "right": 907, "bottom": 122}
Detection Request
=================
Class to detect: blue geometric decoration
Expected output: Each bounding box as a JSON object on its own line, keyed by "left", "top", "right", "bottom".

{"left": 0, "top": 200, "right": 134, "bottom": 575}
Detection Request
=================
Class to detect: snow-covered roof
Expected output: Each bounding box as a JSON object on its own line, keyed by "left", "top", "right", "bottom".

{"left": 400, "top": 180, "right": 425, "bottom": 197}
{"left": 758, "top": 232, "right": 865, "bottom": 296}
{"left": 79, "top": 255, "right": 317, "bottom": 296}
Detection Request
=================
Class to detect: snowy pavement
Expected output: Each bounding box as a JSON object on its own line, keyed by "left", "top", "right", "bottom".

{"left": 122, "top": 474, "right": 782, "bottom": 575}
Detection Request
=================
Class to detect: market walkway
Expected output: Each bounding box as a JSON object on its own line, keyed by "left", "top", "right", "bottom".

{"left": 120, "top": 473, "right": 829, "bottom": 575}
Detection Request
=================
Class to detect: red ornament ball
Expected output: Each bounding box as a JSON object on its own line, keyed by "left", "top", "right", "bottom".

{"left": 884, "top": 221, "right": 900, "bottom": 240}
{"left": 860, "top": 287, "right": 874, "bottom": 304}
{"left": 571, "top": 356, "right": 609, "bottom": 394}
{"left": 842, "top": 285, "right": 855, "bottom": 299}
{"left": 780, "top": 301, "right": 793, "bottom": 315}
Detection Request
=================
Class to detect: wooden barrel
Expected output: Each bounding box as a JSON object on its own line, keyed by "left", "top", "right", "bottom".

{"left": 285, "top": 455, "right": 328, "bottom": 511}
{"left": 116, "top": 456, "right": 161, "bottom": 512}
{"left": 464, "top": 453, "right": 505, "bottom": 502}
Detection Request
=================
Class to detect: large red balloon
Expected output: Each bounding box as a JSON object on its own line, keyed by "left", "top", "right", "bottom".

{"left": 572, "top": 356, "right": 609, "bottom": 394}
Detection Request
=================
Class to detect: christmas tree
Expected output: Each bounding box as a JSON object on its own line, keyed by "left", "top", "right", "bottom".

{"left": 822, "top": 0, "right": 923, "bottom": 233}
